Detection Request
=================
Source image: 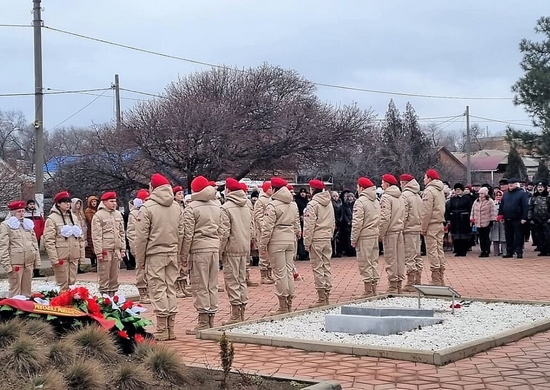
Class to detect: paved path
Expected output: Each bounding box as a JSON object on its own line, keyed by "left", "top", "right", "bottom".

{"left": 73, "top": 246, "right": 550, "bottom": 389}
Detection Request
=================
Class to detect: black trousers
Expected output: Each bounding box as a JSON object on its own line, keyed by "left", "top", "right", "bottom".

{"left": 505, "top": 220, "right": 524, "bottom": 256}
{"left": 477, "top": 226, "right": 491, "bottom": 254}
{"left": 453, "top": 238, "right": 470, "bottom": 256}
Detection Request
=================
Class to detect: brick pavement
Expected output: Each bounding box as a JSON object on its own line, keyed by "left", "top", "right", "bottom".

{"left": 76, "top": 247, "right": 550, "bottom": 389}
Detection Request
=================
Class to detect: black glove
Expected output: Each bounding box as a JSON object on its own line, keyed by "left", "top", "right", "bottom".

{"left": 488, "top": 221, "right": 494, "bottom": 228}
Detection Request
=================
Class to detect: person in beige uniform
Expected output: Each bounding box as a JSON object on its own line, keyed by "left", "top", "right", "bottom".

{"left": 136, "top": 174, "right": 184, "bottom": 341}
{"left": 351, "top": 177, "right": 380, "bottom": 297}
{"left": 399, "top": 174, "right": 424, "bottom": 292}
{"left": 259, "top": 177, "right": 300, "bottom": 314}
{"left": 127, "top": 189, "right": 150, "bottom": 304}
{"left": 91, "top": 191, "right": 125, "bottom": 296}
{"left": 43, "top": 191, "right": 85, "bottom": 292}
{"left": 218, "top": 178, "right": 252, "bottom": 325}
{"left": 253, "top": 181, "right": 275, "bottom": 284}
{"left": 240, "top": 182, "right": 259, "bottom": 288}
{"left": 0, "top": 201, "right": 40, "bottom": 297}
{"left": 421, "top": 169, "right": 447, "bottom": 286}
{"left": 303, "top": 180, "right": 335, "bottom": 307}
{"left": 379, "top": 174, "right": 406, "bottom": 294}
{"left": 172, "top": 185, "right": 192, "bottom": 299}
{"left": 182, "top": 176, "right": 222, "bottom": 334}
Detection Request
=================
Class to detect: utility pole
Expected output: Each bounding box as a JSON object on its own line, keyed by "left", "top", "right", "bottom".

{"left": 466, "top": 105, "right": 471, "bottom": 185}
{"left": 33, "top": 0, "right": 44, "bottom": 210}
{"left": 114, "top": 74, "right": 121, "bottom": 129}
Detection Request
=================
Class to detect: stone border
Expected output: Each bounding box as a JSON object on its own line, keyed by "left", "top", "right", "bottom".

{"left": 197, "top": 294, "right": 550, "bottom": 366}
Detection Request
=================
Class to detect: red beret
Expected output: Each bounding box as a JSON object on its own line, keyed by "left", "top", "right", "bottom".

{"left": 136, "top": 189, "right": 149, "bottom": 201}
{"left": 191, "top": 176, "right": 209, "bottom": 193}
{"left": 271, "top": 177, "right": 287, "bottom": 188}
{"left": 240, "top": 183, "right": 248, "bottom": 192}
{"left": 382, "top": 174, "right": 398, "bottom": 186}
{"left": 357, "top": 177, "right": 374, "bottom": 188}
{"left": 309, "top": 179, "right": 325, "bottom": 190}
{"left": 261, "top": 181, "right": 271, "bottom": 192}
{"left": 150, "top": 173, "right": 170, "bottom": 189}
{"left": 209, "top": 181, "right": 217, "bottom": 187}
{"left": 173, "top": 186, "right": 183, "bottom": 194}
{"left": 286, "top": 184, "right": 294, "bottom": 191}
{"left": 101, "top": 191, "right": 117, "bottom": 201}
{"left": 399, "top": 174, "right": 414, "bottom": 182}
{"left": 426, "top": 169, "right": 440, "bottom": 180}
{"left": 53, "top": 191, "right": 71, "bottom": 204}
{"left": 8, "top": 200, "right": 26, "bottom": 211}
{"left": 225, "top": 177, "right": 241, "bottom": 191}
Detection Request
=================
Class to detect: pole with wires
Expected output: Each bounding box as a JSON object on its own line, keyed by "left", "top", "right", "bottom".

{"left": 33, "top": 0, "right": 44, "bottom": 209}
{"left": 114, "top": 74, "right": 121, "bottom": 128}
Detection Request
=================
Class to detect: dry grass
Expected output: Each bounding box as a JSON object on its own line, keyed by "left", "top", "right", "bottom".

{"left": 143, "top": 344, "right": 188, "bottom": 385}
{"left": 133, "top": 340, "right": 156, "bottom": 361}
{"left": 21, "top": 318, "right": 56, "bottom": 342}
{"left": 112, "top": 362, "right": 154, "bottom": 390}
{"left": 27, "top": 370, "right": 68, "bottom": 390}
{"left": 65, "top": 325, "right": 119, "bottom": 363}
{"left": 64, "top": 359, "right": 106, "bottom": 390}
{"left": 48, "top": 340, "right": 78, "bottom": 368}
{"left": 0, "top": 318, "right": 23, "bottom": 348}
{"left": 5, "top": 335, "right": 48, "bottom": 376}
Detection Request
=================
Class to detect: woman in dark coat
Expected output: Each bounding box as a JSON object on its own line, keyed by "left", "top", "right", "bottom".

{"left": 446, "top": 183, "right": 473, "bottom": 257}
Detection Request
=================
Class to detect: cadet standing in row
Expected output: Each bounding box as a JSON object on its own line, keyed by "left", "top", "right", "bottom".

{"left": 351, "top": 178, "right": 380, "bottom": 298}
{"left": 136, "top": 174, "right": 184, "bottom": 341}
{"left": 379, "top": 174, "right": 405, "bottom": 294}
{"left": 218, "top": 178, "right": 252, "bottom": 325}
{"left": 0, "top": 201, "right": 40, "bottom": 297}
{"left": 127, "top": 189, "right": 150, "bottom": 304}
{"left": 92, "top": 191, "right": 125, "bottom": 297}
{"left": 303, "top": 180, "right": 335, "bottom": 308}
{"left": 254, "top": 181, "right": 275, "bottom": 285}
{"left": 44, "top": 191, "right": 85, "bottom": 292}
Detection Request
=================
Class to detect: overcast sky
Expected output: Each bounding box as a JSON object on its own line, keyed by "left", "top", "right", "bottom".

{"left": 0, "top": 1, "right": 546, "bottom": 135}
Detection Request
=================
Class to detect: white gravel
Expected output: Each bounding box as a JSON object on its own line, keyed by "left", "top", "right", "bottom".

{"left": 230, "top": 297, "right": 550, "bottom": 351}
{"left": 0, "top": 280, "right": 139, "bottom": 298}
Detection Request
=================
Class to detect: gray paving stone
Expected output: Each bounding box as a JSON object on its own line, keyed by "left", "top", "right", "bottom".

{"left": 325, "top": 314, "right": 443, "bottom": 336}
{"left": 340, "top": 306, "right": 434, "bottom": 317}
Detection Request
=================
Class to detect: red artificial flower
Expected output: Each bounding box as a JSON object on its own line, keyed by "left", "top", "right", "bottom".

{"left": 31, "top": 292, "right": 45, "bottom": 299}
{"left": 137, "top": 304, "right": 142, "bottom": 307}
{"left": 87, "top": 298, "right": 101, "bottom": 315}
{"left": 72, "top": 287, "right": 89, "bottom": 301}
{"left": 450, "top": 303, "right": 462, "bottom": 309}
{"left": 113, "top": 295, "right": 119, "bottom": 304}
{"left": 13, "top": 266, "right": 20, "bottom": 272}
{"left": 134, "top": 334, "right": 145, "bottom": 343}
{"left": 50, "top": 290, "right": 74, "bottom": 307}
{"left": 118, "top": 330, "right": 129, "bottom": 339}
{"left": 102, "top": 251, "right": 107, "bottom": 256}
{"left": 58, "top": 259, "right": 64, "bottom": 265}
{"left": 104, "top": 297, "right": 111, "bottom": 305}
{"left": 121, "top": 300, "right": 134, "bottom": 310}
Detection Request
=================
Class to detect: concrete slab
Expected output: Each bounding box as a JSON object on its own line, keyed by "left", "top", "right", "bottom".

{"left": 325, "top": 314, "right": 443, "bottom": 335}
{"left": 340, "top": 306, "right": 434, "bottom": 317}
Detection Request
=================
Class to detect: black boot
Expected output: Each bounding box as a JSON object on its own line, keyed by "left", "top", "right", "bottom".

{"left": 33, "top": 269, "right": 45, "bottom": 278}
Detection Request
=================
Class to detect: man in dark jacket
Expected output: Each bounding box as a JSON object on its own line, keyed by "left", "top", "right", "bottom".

{"left": 528, "top": 180, "right": 550, "bottom": 255}
{"left": 498, "top": 178, "right": 529, "bottom": 258}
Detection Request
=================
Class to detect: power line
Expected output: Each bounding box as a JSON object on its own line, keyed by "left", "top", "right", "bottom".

{"left": 119, "top": 87, "right": 163, "bottom": 98}
{"left": 470, "top": 114, "right": 536, "bottom": 127}
{"left": 42, "top": 25, "right": 515, "bottom": 101}
{"left": 0, "top": 24, "right": 32, "bottom": 28}
{"left": 50, "top": 89, "right": 110, "bottom": 130}
{"left": 0, "top": 87, "right": 111, "bottom": 97}
{"left": 46, "top": 87, "right": 141, "bottom": 101}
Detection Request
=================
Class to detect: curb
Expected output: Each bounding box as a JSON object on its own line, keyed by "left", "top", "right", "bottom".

{"left": 302, "top": 381, "right": 342, "bottom": 390}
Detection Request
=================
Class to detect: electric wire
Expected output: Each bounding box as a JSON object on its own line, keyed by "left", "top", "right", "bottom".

{"left": 0, "top": 88, "right": 111, "bottom": 97}
{"left": 49, "top": 89, "right": 110, "bottom": 130}
{"left": 42, "top": 25, "right": 514, "bottom": 101}
{"left": 470, "top": 115, "right": 536, "bottom": 127}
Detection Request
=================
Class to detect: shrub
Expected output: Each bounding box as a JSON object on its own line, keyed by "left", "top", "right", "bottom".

{"left": 66, "top": 325, "right": 119, "bottom": 363}
{"left": 133, "top": 340, "right": 156, "bottom": 361}
{"left": 143, "top": 344, "right": 188, "bottom": 385}
{"left": 5, "top": 335, "right": 48, "bottom": 376}
{"left": 21, "top": 318, "right": 56, "bottom": 342}
{"left": 48, "top": 340, "right": 78, "bottom": 368}
{"left": 0, "top": 318, "right": 23, "bottom": 348}
{"left": 28, "top": 370, "right": 68, "bottom": 390}
{"left": 64, "top": 359, "right": 106, "bottom": 390}
{"left": 112, "top": 363, "right": 154, "bottom": 390}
